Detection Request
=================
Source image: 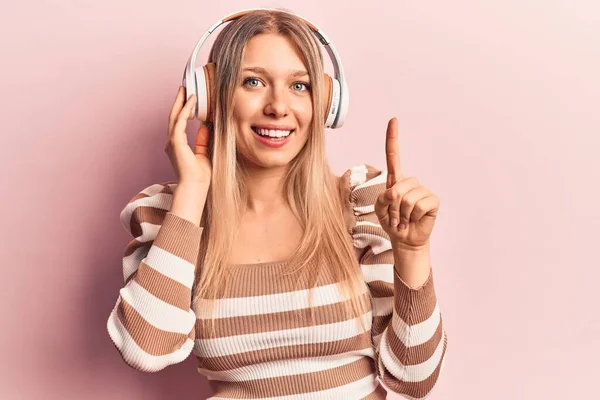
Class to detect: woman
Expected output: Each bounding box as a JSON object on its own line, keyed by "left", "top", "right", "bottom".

{"left": 107, "top": 9, "right": 447, "bottom": 399}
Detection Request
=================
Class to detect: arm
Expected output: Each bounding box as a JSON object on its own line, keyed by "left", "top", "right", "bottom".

{"left": 106, "top": 182, "right": 204, "bottom": 372}
{"left": 344, "top": 164, "right": 447, "bottom": 399}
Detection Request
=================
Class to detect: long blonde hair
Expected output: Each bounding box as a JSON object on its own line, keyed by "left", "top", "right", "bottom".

{"left": 191, "top": 9, "right": 371, "bottom": 333}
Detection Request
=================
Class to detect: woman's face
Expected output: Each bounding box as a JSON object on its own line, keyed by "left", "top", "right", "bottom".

{"left": 232, "top": 33, "right": 313, "bottom": 170}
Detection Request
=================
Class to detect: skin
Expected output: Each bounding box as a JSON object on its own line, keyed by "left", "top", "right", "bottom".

{"left": 231, "top": 33, "right": 314, "bottom": 213}
{"left": 375, "top": 118, "right": 441, "bottom": 288}
{"left": 173, "top": 34, "right": 440, "bottom": 287}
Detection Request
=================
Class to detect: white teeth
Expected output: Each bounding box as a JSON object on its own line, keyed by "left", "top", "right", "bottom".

{"left": 254, "top": 128, "right": 292, "bottom": 138}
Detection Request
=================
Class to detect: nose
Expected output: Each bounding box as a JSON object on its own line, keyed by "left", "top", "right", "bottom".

{"left": 263, "top": 86, "right": 289, "bottom": 118}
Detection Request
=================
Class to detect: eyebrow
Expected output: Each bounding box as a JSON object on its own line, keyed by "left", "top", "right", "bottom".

{"left": 242, "top": 66, "right": 309, "bottom": 78}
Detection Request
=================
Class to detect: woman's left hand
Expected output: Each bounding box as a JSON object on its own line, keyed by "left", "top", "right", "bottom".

{"left": 374, "top": 118, "right": 440, "bottom": 250}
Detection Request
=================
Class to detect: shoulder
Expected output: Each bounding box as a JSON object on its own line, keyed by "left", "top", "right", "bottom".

{"left": 119, "top": 180, "right": 179, "bottom": 237}
{"left": 337, "top": 164, "right": 387, "bottom": 232}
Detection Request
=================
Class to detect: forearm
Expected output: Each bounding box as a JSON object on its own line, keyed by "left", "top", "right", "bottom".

{"left": 392, "top": 242, "right": 432, "bottom": 289}
{"left": 108, "top": 211, "right": 202, "bottom": 372}
{"left": 170, "top": 182, "right": 207, "bottom": 226}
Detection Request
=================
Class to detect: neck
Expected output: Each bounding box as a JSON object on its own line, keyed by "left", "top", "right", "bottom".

{"left": 241, "top": 163, "right": 289, "bottom": 214}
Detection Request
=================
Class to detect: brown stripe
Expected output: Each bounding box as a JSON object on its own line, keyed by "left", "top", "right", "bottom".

{"left": 195, "top": 330, "right": 372, "bottom": 372}
{"left": 367, "top": 280, "right": 394, "bottom": 298}
{"left": 195, "top": 293, "right": 371, "bottom": 338}
{"left": 123, "top": 238, "right": 151, "bottom": 259}
{"left": 393, "top": 268, "right": 437, "bottom": 325}
{"left": 364, "top": 164, "right": 383, "bottom": 181}
{"left": 386, "top": 314, "right": 444, "bottom": 365}
{"left": 134, "top": 262, "right": 191, "bottom": 311}
{"left": 152, "top": 212, "right": 203, "bottom": 264}
{"left": 351, "top": 182, "right": 385, "bottom": 209}
{"left": 128, "top": 204, "right": 167, "bottom": 239}
{"left": 209, "top": 357, "right": 376, "bottom": 399}
{"left": 354, "top": 220, "right": 388, "bottom": 242}
{"left": 372, "top": 315, "right": 391, "bottom": 338}
{"left": 379, "top": 332, "right": 447, "bottom": 399}
{"left": 214, "top": 259, "right": 351, "bottom": 298}
{"left": 361, "top": 383, "right": 387, "bottom": 399}
{"left": 116, "top": 298, "right": 193, "bottom": 356}
{"left": 360, "top": 247, "right": 395, "bottom": 266}
{"left": 128, "top": 181, "right": 176, "bottom": 202}
{"left": 338, "top": 165, "right": 384, "bottom": 235}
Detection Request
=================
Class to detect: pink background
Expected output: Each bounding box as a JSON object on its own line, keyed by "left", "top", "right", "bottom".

{"left": 1, "top": 0, "right": 599, "bottom": 399}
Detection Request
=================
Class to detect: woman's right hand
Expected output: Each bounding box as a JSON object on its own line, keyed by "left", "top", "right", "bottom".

{"left": 165, "top": 86, "right": 212, "bottom": 187}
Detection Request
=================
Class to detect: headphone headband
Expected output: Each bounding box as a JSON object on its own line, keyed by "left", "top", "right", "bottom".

{"left": 183, "top": 8, "right": 348, "bottom": 128}
{"left": 183, "top": 8, "right": 349, "bottom": 128}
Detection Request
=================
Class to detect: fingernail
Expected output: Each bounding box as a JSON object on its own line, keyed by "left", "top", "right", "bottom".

{"left": 399, "top": 223, "right": 407, "bottom": 230}
{"left": 391, "top": 218, "right": 398, "bottom": 227}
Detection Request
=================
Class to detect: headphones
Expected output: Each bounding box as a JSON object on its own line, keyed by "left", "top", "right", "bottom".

{"left": 182, "top": 8, "right": 349, "bottom": 129}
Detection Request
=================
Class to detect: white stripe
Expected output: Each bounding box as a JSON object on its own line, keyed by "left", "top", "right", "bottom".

{"left": 378, "top": 377, "right": 423, "bottom": 400}
{"left": 392, "top": 302, "right": 441, "bottom": 347}
{"left": 195, "top": 282, "right": 368, "bottom": 319}
{"left": 120, "top": 191, "right": 173, "bottom": 233}
{"left": 106, "top": 298, "right": 194, "bottom": 372}
{"left": 140, "top": 183, "right": 170, "bottom": 196}
{"left": 361, "top": 263, "right": 394, "bottom": 284}
{"left": 353, "top": 232, "right": 392, "bottom": 254}
{"left": 378, "top": 327, "right": 446, "bottom": 383}
{"left": 353, "top": 167, "right": 386, "bottom": 190}
{"left": 119, "top": 280, "right": 196, "bottom": 334}
{"left": 122, "top": 243, "right": 149, "bottom": 282}
{"left": 207, "top": 373, "right": 380, "bottom": 400}
{"left": 136, "top": 221, "right": 161, "bottom": 241}
{"left": 195, "top": 312, "right": 372, "bottom": 357}
{"left": 356, "top": 220, "right": 381, "bottom": 228}
{"left": 198, "top": 347, "right": 375, "bottom": 381}
{"left": 144, "top": 245, "right": 195, "bottom": 289}
{"left": 349, "top": 165, "right": 368, "bottom": 187}
{"left": 354, "top": 204, "right": 375, "bottom": 215}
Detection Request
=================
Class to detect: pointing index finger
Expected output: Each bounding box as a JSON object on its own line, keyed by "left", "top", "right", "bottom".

{"left": 385, "top": 117, "right": 403, "bottom": 188}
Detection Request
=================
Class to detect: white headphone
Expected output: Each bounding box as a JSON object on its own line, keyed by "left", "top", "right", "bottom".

{"left": 182, "top": 8, "right": 349, "bottom": 129}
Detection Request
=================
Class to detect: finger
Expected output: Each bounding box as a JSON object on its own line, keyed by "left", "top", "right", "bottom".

{"left": 173, "top": 94, "right": 197, "bottom": 134}
{"left": 178, "top": 93, "right": 196, "bottom": 122}
{"left": 385, "top": 177, "right": 420, "bottom": 228}
{"left": 410, "top": 195, "right": 440, "bottom": 222}
{"left": 194, "top": 124, "right": 210, "bottom": 156}
{"left": 375, "top": 190, "right": 392, "bottom": 224}
{"left": 169, "top": 86, "right": 185, "bottom": 136}
{"left": 385, "top": 117, "right": 403, "bottom": 188}
{"left": 398, "top": 186, "right": 430, "bottom": 229}
{"left": 386, "top": 187, "right": 402, "bottom": 228}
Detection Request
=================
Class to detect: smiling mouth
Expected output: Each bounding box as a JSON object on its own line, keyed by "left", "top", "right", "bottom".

{"left": 251, "top": 126, "right": 295, "bottom": 139}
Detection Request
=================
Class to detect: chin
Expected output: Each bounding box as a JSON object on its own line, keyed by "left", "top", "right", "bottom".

{"left": 254, "top": 155, "right": 295, "bottom": 169}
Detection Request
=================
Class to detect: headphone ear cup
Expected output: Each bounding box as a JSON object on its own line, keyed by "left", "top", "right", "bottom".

{"left": 203, "top": 63, "right": 215, "bottom": 122}
{"left": 193, "top": 63, "right": 215, "bottom": 122}
{"left": 323, "top": 73, "right": 341, "bottom": 128}
{"left": 322, "top": 73, "right": 333, "bottom": 123}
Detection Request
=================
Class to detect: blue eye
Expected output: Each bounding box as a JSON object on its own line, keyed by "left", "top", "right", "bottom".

{"left": 293, "top": 82, "right": 311, "bottom": 91}
{"left": 243, "top": 78, "right": 262, "bottom": 87}
{"left": 242, "top": 77, "right": 311, "bottom": 92}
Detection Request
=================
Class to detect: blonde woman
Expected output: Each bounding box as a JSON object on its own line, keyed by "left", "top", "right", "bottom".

{"left": 107, "top": 8, "right": 447, "bottom": 399}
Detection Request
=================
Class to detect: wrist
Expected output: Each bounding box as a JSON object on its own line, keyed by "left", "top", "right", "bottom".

{"left": 391, "top": 240, "right": 430, "bottom": 254}
{"left": 392, "top": 242, "right": 431, "bottom": 289}
{"left": 170, "top": 183, "right": 207, "bottom": 226}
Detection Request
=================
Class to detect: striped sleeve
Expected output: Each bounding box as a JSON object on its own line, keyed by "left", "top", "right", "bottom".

{"left": 106, "top": 181, "right": 202, "bottom": 372}
{"left": 340, "top": 164, "right": 448, "bottom": 399}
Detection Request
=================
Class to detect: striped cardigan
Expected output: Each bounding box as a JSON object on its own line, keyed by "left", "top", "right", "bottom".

{"left": 107, "top": 164, "right": 447, "bottom": 399}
